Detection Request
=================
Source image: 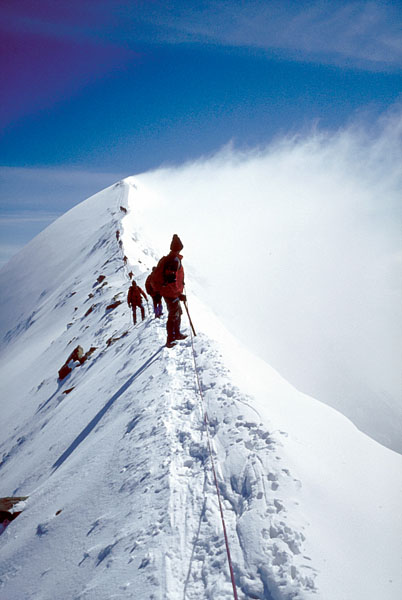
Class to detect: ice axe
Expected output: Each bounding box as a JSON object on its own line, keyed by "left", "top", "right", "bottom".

{"left": 183, "top": 300, "right": 196, "bottom": 337}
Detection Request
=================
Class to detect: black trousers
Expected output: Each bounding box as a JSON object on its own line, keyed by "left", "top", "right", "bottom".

{"left": 131, "top": 304, "right": 145, "bottom": 324}
{"left": 164, "top": 297, "right": 182, "bottom": 341}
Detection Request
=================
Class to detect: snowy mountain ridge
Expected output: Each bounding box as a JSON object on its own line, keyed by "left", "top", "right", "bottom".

{"left": 0, "top": 179, "right": 401, "bottom": 600}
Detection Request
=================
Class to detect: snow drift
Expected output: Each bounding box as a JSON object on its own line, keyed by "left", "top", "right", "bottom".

{"left": 0, "top": 179, "right": 401, "bottom": 600}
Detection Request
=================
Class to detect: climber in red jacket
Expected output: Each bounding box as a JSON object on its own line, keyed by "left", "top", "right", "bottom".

{"left": 127, "top": 280, "right": 148, "bottom": 325}
{"left": 152, "top": 234, "right": 187, "bottom": 347}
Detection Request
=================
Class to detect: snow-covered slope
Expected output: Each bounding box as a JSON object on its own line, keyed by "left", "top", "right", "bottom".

{"left": 0, "top": 180, "right": 401, "bottom": 600}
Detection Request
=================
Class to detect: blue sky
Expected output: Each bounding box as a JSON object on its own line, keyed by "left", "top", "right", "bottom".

{"left": 1, "top": 0, "right": 401, "bottom": 264}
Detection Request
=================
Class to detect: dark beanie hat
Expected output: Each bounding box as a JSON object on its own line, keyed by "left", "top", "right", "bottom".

{"left": 170, "top": 234, "right": 183, "bottom": 252}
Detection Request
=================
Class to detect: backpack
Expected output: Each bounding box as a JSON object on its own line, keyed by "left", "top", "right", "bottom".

{"left": 151, "top": 254, "right": 179, "bottom": 292}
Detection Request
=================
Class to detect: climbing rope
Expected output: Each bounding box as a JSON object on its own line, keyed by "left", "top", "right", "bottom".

{"left": 185, "top": 298, "right": 239, "bottom": 600}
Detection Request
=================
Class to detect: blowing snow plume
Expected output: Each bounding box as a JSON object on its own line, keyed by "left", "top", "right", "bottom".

{"left": 129, "top": 108, "right": 402, "bottom": 454}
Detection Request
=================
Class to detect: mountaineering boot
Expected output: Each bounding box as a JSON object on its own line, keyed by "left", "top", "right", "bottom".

{"left": 166, "top": 327, "right": 176, "bottom": 347}
{"left": 175, "top": 332, "right": 187, "bottom": 341}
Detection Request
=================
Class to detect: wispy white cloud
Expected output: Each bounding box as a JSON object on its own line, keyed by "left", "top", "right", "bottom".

{"left": 141, "top": 0, "right": 402, "bottom": 71}
{"left": 3, "top": 1, "right": 400, "bottom": 71}
{"left": 0, "top": 165, "right": 125, "bottom": 187}
{"left": 0, "top": 166, "right": 127, "bottom": 210}
{"left": 0, "top": 212, "right": 60, "bottom": 224}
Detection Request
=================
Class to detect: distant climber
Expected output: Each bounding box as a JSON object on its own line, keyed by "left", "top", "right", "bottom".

{"left": 145, "top": 268, "right": 163, "bottom": 318}
{"left": 153, "top": 234, "right": 187, "bottom": 348}
{"left": 127, "top": 280, "right": 148, "bottom": 325}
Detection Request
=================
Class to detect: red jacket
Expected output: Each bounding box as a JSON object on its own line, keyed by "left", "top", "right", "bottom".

{"left": 153, "top": 252, "right": 184, "bottom": 299}
{"left": 127, "top": 284, "right": 147, "bottom": 307}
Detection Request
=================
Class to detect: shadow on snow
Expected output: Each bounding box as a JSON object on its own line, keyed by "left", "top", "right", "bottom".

{"left": 52, "top": 347, "right": 163, "bottom": 471}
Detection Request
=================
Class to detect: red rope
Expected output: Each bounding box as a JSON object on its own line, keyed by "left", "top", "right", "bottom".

{"left": 187, "top": 306, "right": 239, "bottom": 600}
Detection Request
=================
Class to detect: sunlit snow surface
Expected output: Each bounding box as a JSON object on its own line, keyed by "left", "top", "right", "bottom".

{"left": 0, "top": 181, "right": 401, "bottom": 599}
